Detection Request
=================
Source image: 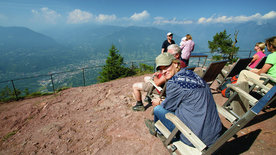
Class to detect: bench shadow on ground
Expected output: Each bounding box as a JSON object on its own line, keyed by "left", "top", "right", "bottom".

{"left": 215, "top": 97, "right": 275, "bottom": 154}
{"left": 244, "top": 108, "right": 276, "bottom": 128}
{"left": 214, "top": 129, "right": 262, "bottom": 155}
{"left": 244, "top": 91, "right": 276, "bottom": 128}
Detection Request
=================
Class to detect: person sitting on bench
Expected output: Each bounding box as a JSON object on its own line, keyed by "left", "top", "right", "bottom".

{"left": 145, "top": 53, "right": 222, "bottom": 147}
{"left": 132, "top": 44, "right": 185, "bottom": 111}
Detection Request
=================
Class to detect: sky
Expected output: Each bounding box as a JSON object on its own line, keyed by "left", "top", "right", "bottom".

{"left": 0, "top": 0, "right": 276, "bottom": 30}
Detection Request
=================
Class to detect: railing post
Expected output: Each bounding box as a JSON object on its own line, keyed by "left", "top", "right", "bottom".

{"left": 82, "top": 68, "right": 86, "bottom": 86}
{"left": 248, "top": 50, "right": 252, "bottom": 58}
{"left": 11, "top": 80, "right": 19, "bottom": 100}
{"left": 198, "top": 57, "right": 200, "bottom": 67}
{"left": 50, "top": 74, "right": 55, "bottom": 92}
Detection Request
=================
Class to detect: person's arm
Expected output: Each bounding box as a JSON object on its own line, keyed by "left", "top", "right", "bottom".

{"left": 191, "top": 41, "right": 195, "bottom": 52}
{"left": 179, "top": 41, "right": 184, "bottom": 49}
{"left": 250, "top": 54, "right": 259, "bottom": 64}
{"left": 161, "top": 41, "right": 166, "bottom": 53}
{"left": 152, "top": 98, "right": 163, "bottom": 106}
{"left": 153, "top": 74, "right": 166, "bottom": 86}
{"left": 251, "top": 63, "right": 272, "bottom": 75}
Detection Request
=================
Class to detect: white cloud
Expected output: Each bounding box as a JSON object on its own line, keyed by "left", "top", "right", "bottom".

{"left": 197, "top": 11, "right": 276, "bottom": 24}
{"left": 153, "top": 17, "right": 193, "bottom": 25}
{"left": 262, "top": 11, "right": 276, "bottom": 19}
{"left": 130, "top": 10, "right": 150, "bottom": 21}
{"left": 67, "top": 9, "right": 93, "bottom": 24}
{"left": 96, "top": 14, "right": 117, "bottom": 23}
{"left": 153, "top": 11, "right": 276, "bottom": 26}
{"left": 31, "top": 7, "right": 61, "bottom": 24}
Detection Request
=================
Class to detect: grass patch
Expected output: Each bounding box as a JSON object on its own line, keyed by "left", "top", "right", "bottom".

{"left": 2, "top": 130, "right": 18, "bottom": 141}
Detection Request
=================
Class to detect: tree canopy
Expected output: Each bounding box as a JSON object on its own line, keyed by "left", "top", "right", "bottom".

{"left": 98, "top": 45, "right": 135, "bottom": 83}
{"left": 208, "top": 30, "right": 239, "bottom": 63}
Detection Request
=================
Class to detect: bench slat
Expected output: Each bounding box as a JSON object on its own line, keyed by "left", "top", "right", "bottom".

{"left": 216, "top": 104, "right": 237, "bottom": 123}
{"left": 173, "top": 141, "right": 201, "bottom": 155}
{"left": 155, "top": 120, "right": 171, "bottom": 138}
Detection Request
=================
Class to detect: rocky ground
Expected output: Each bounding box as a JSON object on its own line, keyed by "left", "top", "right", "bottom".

{"left": 0, "top": 74, "right": 275, "bottom": 155}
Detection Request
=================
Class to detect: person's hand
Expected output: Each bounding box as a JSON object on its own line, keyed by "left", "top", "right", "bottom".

{"left": 251, "top": 69, "right": 259, "bottom": 73}
{"left": 153, "top": 72, "right": 159, "bottom": 76}
{"left": 152, "top": 98, "right": 162, "bottom": 106}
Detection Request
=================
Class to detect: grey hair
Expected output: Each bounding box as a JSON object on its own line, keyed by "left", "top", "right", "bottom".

{"left": 167, "top": 44, "right": 181, "bottom": 55}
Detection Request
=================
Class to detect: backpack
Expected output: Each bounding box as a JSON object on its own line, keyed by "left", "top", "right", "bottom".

{"left": 219, "top": 75, "right": 239, "bottom": 98}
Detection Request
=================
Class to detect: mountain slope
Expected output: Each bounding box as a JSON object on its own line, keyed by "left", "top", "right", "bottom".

{"left": 0, "top": 26, "right": 60, "bottom": 49}
{"left": 0, "top": 26, "right": 74, "bottom": 74}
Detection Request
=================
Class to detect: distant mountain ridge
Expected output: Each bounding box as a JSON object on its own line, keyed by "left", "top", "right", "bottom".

{"left": 0, "top": 26, "right": 71, "bottom": 75}
{"left": 0, "top": 22, "right": 275, "bottom": 77}
{"left": 0, "top": 26, "right": 60, "bottom": 49}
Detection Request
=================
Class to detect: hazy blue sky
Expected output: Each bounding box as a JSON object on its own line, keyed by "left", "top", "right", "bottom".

{"left": 0, "top": 0, "right": 276, "bottom": 30}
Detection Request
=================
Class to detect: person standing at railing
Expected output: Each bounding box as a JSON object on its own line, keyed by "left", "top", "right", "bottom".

{"left": 179, "top": 34, "right": 195, "bottom": 66}
{"left": 248, "top": 42, "right": 266, "bottom": 68}
{"left": 161, "top": 32, "right": 175, "bottom": 53}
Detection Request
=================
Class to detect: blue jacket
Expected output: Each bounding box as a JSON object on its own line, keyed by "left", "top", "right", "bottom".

{"left": 161, "top": 68, "right": 222, "bottom": 146}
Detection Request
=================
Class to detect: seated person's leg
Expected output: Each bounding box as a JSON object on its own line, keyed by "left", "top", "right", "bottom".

{"left": 132, "top": 82, "right": 145, "bottom": 111}
{"left": 153, "top": 105, "right": 175, "bottom": 132}
{"left": 144, "top": 76, "right": 152, "bottom": 83}
{"left": 238, "top": 70, "right": 266, "bottom": 84}
{"left": 133, "top": 82, "right": 143, "bottom": 102}
{"left": 231, "top": 70, "right": 264, "bottom": 116}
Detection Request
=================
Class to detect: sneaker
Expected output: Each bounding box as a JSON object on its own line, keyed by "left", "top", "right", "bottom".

{"left": 144, "top": 119, "right": 156, "bottom": 136}
{"left": 144, "top": 95, "right": 152, "bottom": 103}
{"left": 132, "top": 103, "right": 145, "bottom": 111}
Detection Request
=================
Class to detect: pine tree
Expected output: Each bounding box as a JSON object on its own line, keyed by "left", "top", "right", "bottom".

{"left": 208, "top": 30, "right": 239, "bottom": 63}
{"left": 98, "top": 45, "right": 135, "bottom": 83}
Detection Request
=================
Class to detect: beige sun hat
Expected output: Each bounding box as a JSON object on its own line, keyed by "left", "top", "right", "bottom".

{"left": 155, "top": 53, "right": 176, "bottom": 70}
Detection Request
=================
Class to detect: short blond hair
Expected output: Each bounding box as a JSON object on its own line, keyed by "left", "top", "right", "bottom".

{"left": 186, "top": 34, "right": 192, "bottom": 40}
{"left": 255, "top": 42, "right": 266, "bottom": 52}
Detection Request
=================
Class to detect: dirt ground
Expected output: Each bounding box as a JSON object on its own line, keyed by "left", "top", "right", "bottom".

{"left": 0, "top": 74, "right": 275, "bottom": 155}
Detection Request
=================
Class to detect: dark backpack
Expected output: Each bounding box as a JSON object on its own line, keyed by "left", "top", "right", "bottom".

{"left": 219, "top": 75, "right": 239, "bottom": 98}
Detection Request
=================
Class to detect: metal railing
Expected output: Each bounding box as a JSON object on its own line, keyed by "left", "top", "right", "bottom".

{"left": 0, "top": 66, "right": 104, "bottom": 99}
{"left": 0, "top": 50, "right": 252, "bottom": 101}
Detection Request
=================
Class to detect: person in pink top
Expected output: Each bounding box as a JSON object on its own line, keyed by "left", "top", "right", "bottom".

{"left": 248, "top": 42, "right": 266, "bottom": 68}
{"left": 179, "top": 34, "right": 195, "bottom": 66}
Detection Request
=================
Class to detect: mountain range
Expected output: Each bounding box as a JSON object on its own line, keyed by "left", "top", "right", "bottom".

{"left": 0, "top": 22, "right": 275, "bottom": 79}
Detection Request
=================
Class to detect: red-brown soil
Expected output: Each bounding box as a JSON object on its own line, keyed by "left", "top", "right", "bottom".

{"left": 0, "top": 74, "right": 275, "bottom": 155}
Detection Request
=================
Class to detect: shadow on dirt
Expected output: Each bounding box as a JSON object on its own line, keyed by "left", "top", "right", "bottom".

{"left": 215, "top": 129, "right": 261, "bottom": 155}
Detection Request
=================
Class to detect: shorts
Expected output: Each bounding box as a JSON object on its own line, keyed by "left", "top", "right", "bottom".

{"left": 142, "top": 82, "right": 159, "bottom": 94}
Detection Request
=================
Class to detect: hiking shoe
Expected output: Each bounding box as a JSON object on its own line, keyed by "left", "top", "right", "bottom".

{"left": 144, "top": 95, "right": 152, "bottom": 103}
{"left": 132, "top": 103, "right": 145, "bottom": 111}
{"left": 144, "top": 119, "right": 156, "bottom": 136}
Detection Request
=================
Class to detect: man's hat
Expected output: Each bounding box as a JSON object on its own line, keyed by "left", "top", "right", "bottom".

{"left": 167, "top": 32, "right": 173, "bottom": 36}
{"left": 155, "top": 53, "right": 176, "bottom": 70}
